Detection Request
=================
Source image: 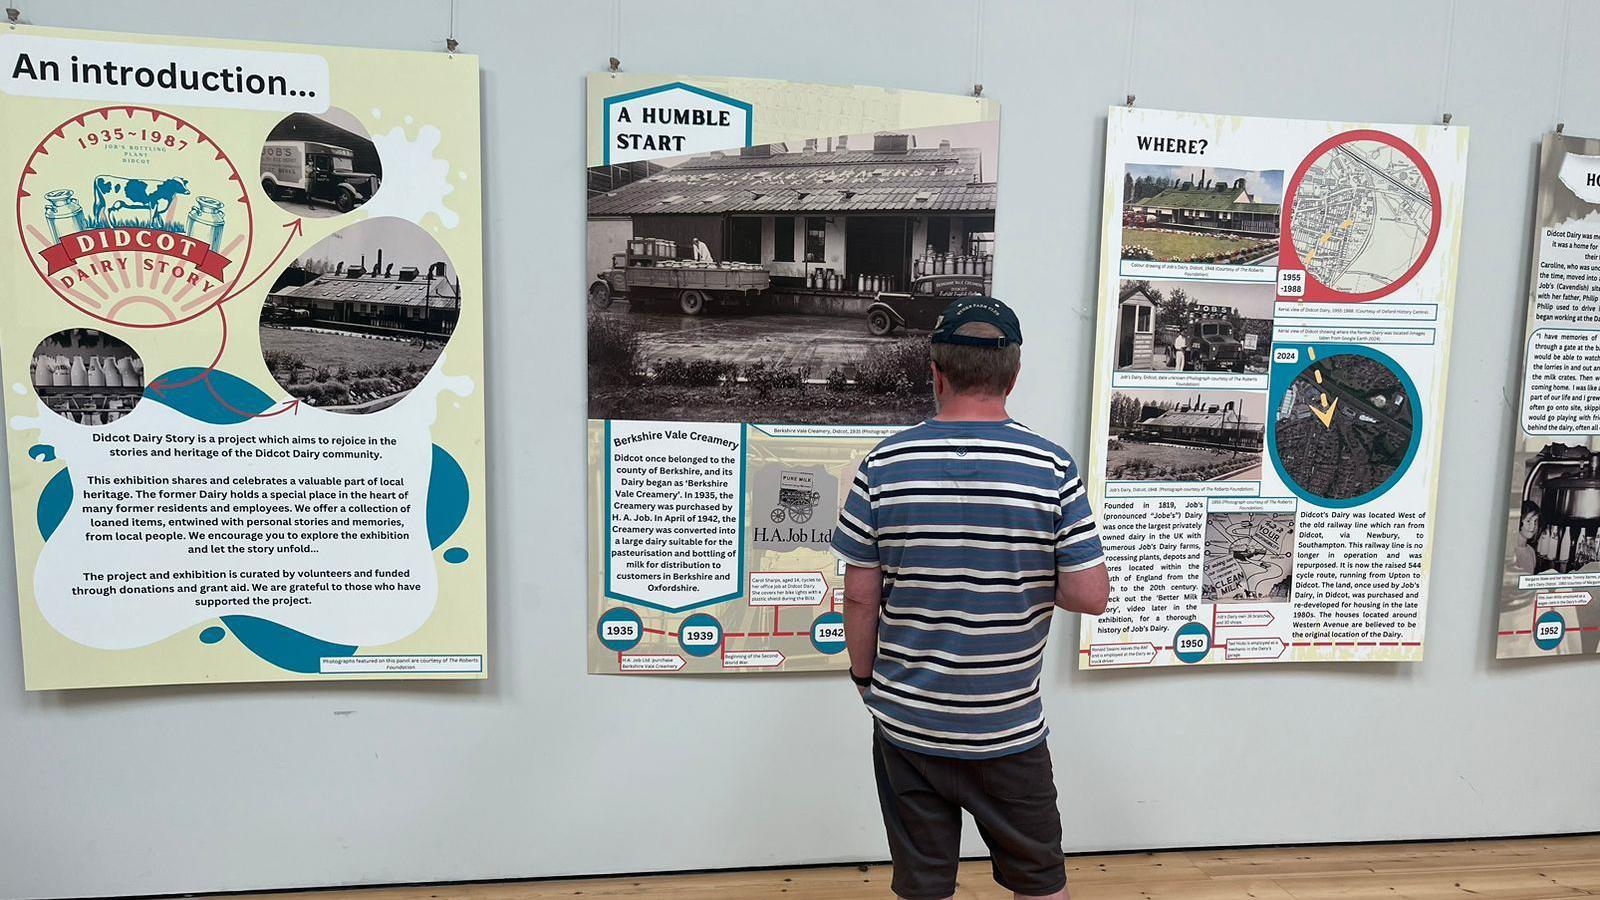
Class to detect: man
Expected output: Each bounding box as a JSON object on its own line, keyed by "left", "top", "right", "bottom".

{"left": 692, "top": 237, "right": 714, "bottom": 263}
{"left": 831, "top": 296, "right": 1110, "bottom": 900}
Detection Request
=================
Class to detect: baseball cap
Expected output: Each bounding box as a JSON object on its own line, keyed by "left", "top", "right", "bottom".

{"left": 929, "top": 296, "right": 1023, "bottom": 347}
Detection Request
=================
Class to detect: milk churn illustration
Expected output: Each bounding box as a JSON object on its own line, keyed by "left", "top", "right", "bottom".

{"left": 186, "top": 197, "right": 226, "bottom": 249}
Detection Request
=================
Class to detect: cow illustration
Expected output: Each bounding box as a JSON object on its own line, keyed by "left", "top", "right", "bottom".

{"left": 92, "top": 176, "right": 190, "bottom": 225}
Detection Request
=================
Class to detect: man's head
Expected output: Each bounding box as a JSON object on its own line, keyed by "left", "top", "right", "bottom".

{"left": 928, "top": 296, "right": 1022, "bottom": 402}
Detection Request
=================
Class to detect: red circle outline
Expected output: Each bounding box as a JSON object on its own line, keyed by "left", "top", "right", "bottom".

{"left": 15, "top": 105, "right": 256, "bottom": 328}
{"left": 1278, "top": 129, "right": 1441, "bottom": 303}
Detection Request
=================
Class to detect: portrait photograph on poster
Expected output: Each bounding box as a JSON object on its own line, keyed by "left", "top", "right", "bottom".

{"left": 586, "top": 119, "right": 999, "bottom": 425}
{"left": 1121, "top": 163, "right": 1283, "bottom": 265}
{"left": 1113, "top": 278, "right": 1274, "bottom": 374}
{"left": 1105, "top": 387, "right": 1265, "bottom": 482}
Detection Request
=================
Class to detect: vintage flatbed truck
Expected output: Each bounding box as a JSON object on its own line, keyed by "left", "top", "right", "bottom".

{"left": 588, "top": 238, "right": 771, "bottom": 315}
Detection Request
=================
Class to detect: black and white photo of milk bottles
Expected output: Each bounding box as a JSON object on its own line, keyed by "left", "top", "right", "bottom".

{"left": 260, "top": 108, "right": 382, "bottom": 218}
{"left": 259, "top": 216, "right": 460, "bottom": 414}
{"left": 31, "top": 329, "right": 145, "bottom": 426}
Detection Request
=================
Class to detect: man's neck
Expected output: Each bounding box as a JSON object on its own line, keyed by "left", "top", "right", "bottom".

{"left": 933, "top": 394, "right": 1010, "bottom": 422}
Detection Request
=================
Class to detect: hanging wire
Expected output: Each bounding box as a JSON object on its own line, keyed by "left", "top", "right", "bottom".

{"left": 1122, "top": 0, "right": 1140, "bottom": 107}
{"left": 1437, "top": 0, "right": 1459, "bottom": 125}
{"left": 971, "top": 0, "right": 984, "bottom": 97}
{"left": 1553, "top": 0, "right": 1574, "bottom": 132}
{"left": 444, "top": 0, "right": 458, "bottom": 54}
{"left": 610, "top": 0, "right": 623, "bottom": 73}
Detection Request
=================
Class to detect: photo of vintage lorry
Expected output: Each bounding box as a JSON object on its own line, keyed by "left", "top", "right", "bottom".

{"left": 260, "top": 140, "right": 381, "bottom": 213}
{"left": 588, "top": 238, "right": 770, "bottom": 315}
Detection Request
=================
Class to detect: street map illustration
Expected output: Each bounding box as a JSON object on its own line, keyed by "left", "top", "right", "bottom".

{"left": 1289, "top": 139, "right": 1434, "bottom": 293}
{"left": 1274, "top": 352, "right": 1413, "bottom": 501}
{"left": 1202, "top": 512, "right": 1295, "bottom": 603}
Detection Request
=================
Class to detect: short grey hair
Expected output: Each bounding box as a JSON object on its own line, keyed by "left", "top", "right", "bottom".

{"left": 929, "top": 322, "right": 1021, "bottom": 396}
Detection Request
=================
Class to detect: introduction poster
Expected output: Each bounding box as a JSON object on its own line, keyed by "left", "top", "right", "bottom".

{"left": 1, "top": 27, "right": 486, "bottom": 689}
{"left": 586, "top": 73, "right": 999, "bottom": 674}
{"left": 1496, "top": 132, "right": 1600, "bottom": 658}
{"left": 1080, "top": 107, "right": 1467, "bottom": 668}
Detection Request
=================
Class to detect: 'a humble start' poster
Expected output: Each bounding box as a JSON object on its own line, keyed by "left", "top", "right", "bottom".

{"left": 0, "top": 26, "right": 486, "bottom": 689}
{"left": 585, "top": 72, "right": 998, "bottom": 674}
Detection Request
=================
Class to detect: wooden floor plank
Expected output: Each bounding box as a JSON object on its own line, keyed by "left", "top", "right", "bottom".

{"left": 225, "top": 837, "right": 1600, "bottom": 900}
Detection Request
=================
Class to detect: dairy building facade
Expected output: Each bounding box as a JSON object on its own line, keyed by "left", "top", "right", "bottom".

{"left": 586, "top": 131, "right": 997, "bottom": 311}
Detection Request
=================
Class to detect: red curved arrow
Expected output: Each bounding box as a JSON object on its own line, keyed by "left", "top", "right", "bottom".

{"left": 217, "top": 217, "right": 304, "bottom": 305}
{"left": 200, "top": 373, "right": 300, "bottom": 419}
{"left": 147, "top": 304, "right": 229, "bottom": 394}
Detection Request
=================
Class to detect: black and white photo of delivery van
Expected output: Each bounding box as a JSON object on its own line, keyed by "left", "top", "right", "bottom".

{"left": 260, "top": 108, "right": 382, "bottom": 217}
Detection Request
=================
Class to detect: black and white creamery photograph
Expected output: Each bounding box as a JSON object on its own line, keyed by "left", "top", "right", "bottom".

{"left": 586, "top": 119, "right": 1000, "bottom": 425}
{"left": 259, "top": 216, "right": 459, "bottom": 414}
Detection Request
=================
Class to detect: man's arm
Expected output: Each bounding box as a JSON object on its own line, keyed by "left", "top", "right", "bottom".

{"left": 843, "top": 563, "right": 883, "bottom": 690}
{"left": 1055, "top": 561, "right": 1109, "bottom": 616}
{"left": 1054, "top": 453, "right": 1109, "bottom": 616}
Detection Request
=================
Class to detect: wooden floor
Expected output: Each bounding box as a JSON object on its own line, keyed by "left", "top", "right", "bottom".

{"left": 229, "top": 835, "right": 1600, "bottom": 900}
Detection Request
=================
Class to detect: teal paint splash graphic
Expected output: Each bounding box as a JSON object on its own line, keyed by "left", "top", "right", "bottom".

{"left": 427, "top": 444, "right": 469, "bottom": 549}
{"left": 220, "top": 615, "right": 357, "bottom": 673}
{"left": 28, "top": 444, "right": 54, "bottom": 462}
{"left": 37, "top": 468, "right": 72, "bottom": 540}
{"left": 145, "top": 368, "right": 275, "bottom": 424}
{"left": 199, "top": 626, "right": 226, "bottom": 644}
{"left": 443, "top": 547, "right": 468, "bottom": 564}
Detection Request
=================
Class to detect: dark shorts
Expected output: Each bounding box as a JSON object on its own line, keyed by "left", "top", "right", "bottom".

{"left": 872, "top": 728, "right": 1065, "bottom": 899}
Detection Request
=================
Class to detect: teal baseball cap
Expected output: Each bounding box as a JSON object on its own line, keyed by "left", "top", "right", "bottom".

{"left": 930, "top": 296, "right": 1022, "bottom": 347}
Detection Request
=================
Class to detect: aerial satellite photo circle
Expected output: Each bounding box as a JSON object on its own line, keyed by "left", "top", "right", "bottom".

{"left": 1273, "top": 352, "right": 1415, "bottom": 502}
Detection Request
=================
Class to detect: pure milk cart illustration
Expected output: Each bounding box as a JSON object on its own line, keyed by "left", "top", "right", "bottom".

{"left": 770, "top": 470, "right": 821, "bottom": 524}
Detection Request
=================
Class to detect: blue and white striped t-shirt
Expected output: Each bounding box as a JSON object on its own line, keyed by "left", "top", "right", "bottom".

{"left": 831, "top": 418, "right": 1104, "bottom": 760}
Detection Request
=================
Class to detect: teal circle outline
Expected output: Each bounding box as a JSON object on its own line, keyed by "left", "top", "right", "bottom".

{"left": 1534, "top": 610, "right": 1566, "bottom": 652}
{"left": 678, "top": 613, "right": 723, "bottom": 657}
{"left": 809, "top": 611, "right": 847, "bottom": 654}
{"left": 596, "top": 607, "right": 644, "bottom": 652}
{"left": 1173, "top": 621, "right": 1212, "bottom": 664}
{"left": 1266, "top": 343, "right": 1421, "bottom": 508}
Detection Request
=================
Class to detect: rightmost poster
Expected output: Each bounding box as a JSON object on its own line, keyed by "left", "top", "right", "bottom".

{"left": 1082, "top": 108, "right": 1469, "bottom": 669}
{"left": 1496, "top": 132, "right": 1600, "bottom": 658}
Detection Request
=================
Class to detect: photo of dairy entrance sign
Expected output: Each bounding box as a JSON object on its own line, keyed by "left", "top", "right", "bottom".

{"left": 0, "top": 26, "right": 486, "bottom": 690}
{"left": 1081, "top": 107, "right": 1467, "bottom": 669}
{"left": 585, "top": 72, "right": 1000, "bottom": 674}
{"left": 1494, "top": 131, "right": 1600, "bottom": 658}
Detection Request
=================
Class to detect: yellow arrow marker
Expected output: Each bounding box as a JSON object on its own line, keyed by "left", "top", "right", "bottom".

{"left": 1313, "top": 369, "right": 1323, "bottom": 384}
{"left": 1310, "top": 395, "right": 1338, "bottom": 428}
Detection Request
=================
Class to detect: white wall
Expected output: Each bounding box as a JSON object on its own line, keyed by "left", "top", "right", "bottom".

{"left": 2, "top": 1, "right": 1598, "bottom": 897}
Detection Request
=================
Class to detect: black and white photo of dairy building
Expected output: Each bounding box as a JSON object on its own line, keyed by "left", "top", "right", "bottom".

{"left": 585, "top": 120, "right": 1002, "bottom": 425}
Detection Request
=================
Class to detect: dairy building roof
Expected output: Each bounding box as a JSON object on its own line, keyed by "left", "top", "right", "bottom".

{"left": 588, "top": 142, "right": 997, "bottom": 216}
{"left": 1145, "top": 409, "right": 1263, "bottom": 429}
{"left": 1131, "top": 187, "right": 1280, "bottom": 214}
{"left": 274, "top": 273, "right": 460, "bottom": 310}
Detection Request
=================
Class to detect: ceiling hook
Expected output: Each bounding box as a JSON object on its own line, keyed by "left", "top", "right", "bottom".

{"left": 608, "top": 57, "right": 621, "bottom": 73}
{"left": 1441, "top": 112, "right": 1453, "bottom": 126}
{"left": 1126, "top": 94, "right": 1136, "bottom": 108}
